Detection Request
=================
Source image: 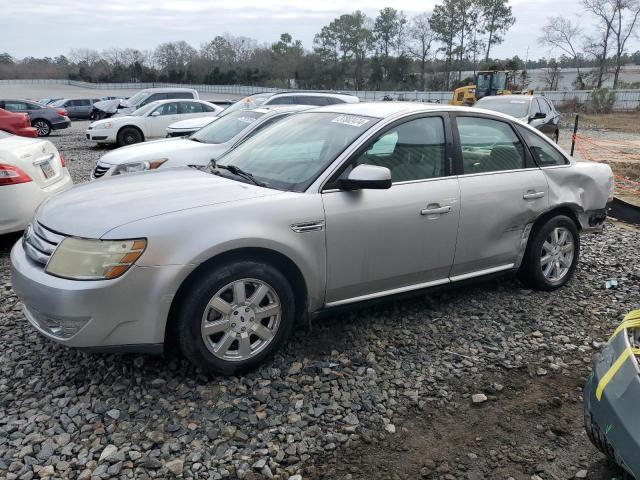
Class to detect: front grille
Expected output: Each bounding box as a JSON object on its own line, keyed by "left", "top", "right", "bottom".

{"left": 23, "top": 222, "right": 65, "bottom": 266}
{"left": 167, "top": 131, "right": 192, "bottom": 138}
{"left": 92, "top": 162, "right": 110, "bottom": 179}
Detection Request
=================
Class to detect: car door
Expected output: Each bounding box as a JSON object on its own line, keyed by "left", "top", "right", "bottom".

{"left": 321, "top": 114, "right": 460, "bottom": 305}
{"left": 451, "top": 114, "right": 548, "bottom": 279}
{"left": 146, "top": 102, "right": 180, "bottom": 137}
{"left": 65, "top": 100, "right": 78, "bottom": 118}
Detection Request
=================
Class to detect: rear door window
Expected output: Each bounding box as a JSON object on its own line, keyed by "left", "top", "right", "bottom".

{"left": 267, "top": 96, "right": 295, "bottom": 105}
{"left": 170, "top": 92, "right": 195, "bottom": 99}
{"left": 456, "top": 116, "right": 527, "bottom": 174}
{"left": 295, "top": 96, "right": 329, "bottom": 106}
{"left": 179, "top": 102, "right": 204, "bottom": 114}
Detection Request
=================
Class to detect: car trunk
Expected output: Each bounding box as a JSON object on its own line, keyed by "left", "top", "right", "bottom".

{"left": 1, "top": 138, "right": 64, "bottom": 188}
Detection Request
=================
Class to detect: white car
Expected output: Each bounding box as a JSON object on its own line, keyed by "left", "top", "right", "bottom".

{"left": 90, "top": 105, "right": 311, "bottom": 180}
{"left": 0, "top": 131, "right": 72, "bottom": 235}
{"left": 166, "top": 116, "right": 217, "bottom": 138}
{"left": 85, "top": 99, "right": 223, "bottom": 147}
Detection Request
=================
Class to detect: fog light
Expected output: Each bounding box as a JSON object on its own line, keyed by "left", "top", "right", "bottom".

{"left": 24, "top": 305, "right": 89, "bottom": 339}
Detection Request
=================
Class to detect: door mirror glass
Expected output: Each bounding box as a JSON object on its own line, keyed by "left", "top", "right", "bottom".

{"left": 150, "top": 111, "right": 161, "bottom": 117}
{"left": 530, "top": 112, "right": 546, "bottom": 120}
{"left": 339, "top": 164, "right": 391, "bottom": 190}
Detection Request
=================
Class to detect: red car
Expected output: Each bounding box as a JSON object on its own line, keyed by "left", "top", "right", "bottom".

{"left": 0, "top": 107, "right": 38, "bottom": 137}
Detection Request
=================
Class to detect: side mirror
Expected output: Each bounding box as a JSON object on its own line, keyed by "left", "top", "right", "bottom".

{"left": 530, "top": 112, "right": 546, "bottom": 120}
{"left": 151, "top": 111, "right": 161, "bottom": 117}
{"left": 338, "top": 164, "right": 392, "bottom": 191}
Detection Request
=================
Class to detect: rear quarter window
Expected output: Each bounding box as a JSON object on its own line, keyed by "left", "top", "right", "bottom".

{"left": 517, "top": 126, "right": 568, "bottom": 166}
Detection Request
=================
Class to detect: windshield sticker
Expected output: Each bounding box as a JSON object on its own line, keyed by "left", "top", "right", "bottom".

{"left": 237, "top": 116, "right": 257, "bottom": 124}
{"left": 331, "top": 115, "right": 371, "bottom": 127}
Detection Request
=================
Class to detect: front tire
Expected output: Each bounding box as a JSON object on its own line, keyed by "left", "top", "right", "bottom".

{"left": 176, "top": 260, "right": 296, "bottom": 375}
{"left": 32, "top": 119, "right": 51, "bottom": 137}
{"left": 117, "top": 127, "right": 142, "bottom": 146}
{"left": 518, "top": 215, "right": 580, "bottom": 290}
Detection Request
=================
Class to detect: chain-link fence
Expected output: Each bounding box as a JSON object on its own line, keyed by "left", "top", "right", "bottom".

{"left": 1, "top": 79, "right": 639, "bottom": 110}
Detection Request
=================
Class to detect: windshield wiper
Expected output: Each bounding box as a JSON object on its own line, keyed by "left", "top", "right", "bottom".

{"left": 209, "top": 159, "right": 266, "bottom": 187}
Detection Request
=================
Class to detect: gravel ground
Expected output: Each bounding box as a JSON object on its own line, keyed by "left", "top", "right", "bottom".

{"left": 0, "top": 122, "right": 639, "bottom": 480}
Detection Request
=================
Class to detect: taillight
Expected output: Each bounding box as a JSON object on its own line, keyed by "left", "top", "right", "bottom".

{"left": 57, "top": 108, "right": 67, "bottom": 116}
{"left": 60, "top": 154, "right": 66, "bottom": 168}
{"left": 23, "top": 114, "right": 30, "bottom": 128}
{"left": 0, "top": 164, "right": 32, "bottom": 186}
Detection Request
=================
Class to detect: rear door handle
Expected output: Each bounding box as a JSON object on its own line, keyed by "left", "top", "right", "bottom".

{"left": 421, "top": 205, "right": 451, "bottom": 215}
{"left": 523, "top": 191, "right": 545, "bottom": 200}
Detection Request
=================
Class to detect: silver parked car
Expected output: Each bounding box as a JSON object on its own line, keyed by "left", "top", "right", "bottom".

{"left": 11, "top": 103, "right": 613, "bottom": 374}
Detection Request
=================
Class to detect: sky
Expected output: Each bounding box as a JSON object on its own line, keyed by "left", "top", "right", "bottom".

{"left": 1, "top": 0, "right": 639, "bottom": 61}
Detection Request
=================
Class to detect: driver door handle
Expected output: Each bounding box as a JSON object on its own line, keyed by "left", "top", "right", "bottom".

{"left": 523, "top": 191, "right": 545, "bottom": 200}
{"left": 421, "top": 205, "right": 451, "bottom": 215}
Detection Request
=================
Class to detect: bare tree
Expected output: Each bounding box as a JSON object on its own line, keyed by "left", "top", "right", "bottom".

{"left": 538, "top": 17, "right": 584, "bottom": 87}
{"left": 583, "top": 0, "right": 617, "bottom": 87}
{"left": 406, "top": 12, "right": 436, "bottom": 90}
{"left": 610, "top": 0, "right": 640, "bottom": 88}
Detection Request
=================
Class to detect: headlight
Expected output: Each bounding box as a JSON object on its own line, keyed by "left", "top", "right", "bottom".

{"left": 100, "top": 122, "right": 113, "bottom": 129}
{"left": 112, "top": 159, "right": 167, "bottom": 175}
{"left": 46, "top": 237, "right": 146, "bottom": 280}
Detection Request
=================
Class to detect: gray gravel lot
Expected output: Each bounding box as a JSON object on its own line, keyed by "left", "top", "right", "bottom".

{"left": 0, "top": 122, "right": 639, "bottom": 479}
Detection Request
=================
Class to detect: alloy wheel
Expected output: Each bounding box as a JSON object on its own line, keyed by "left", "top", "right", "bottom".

{"left": 200, "top": 278, "right": 281, "bottom": 361}
{"left": 540, "top": 226, "right": 574, "bottom": 282}
{"left": 33, "top": 120, "right": 50, "bottom": 136}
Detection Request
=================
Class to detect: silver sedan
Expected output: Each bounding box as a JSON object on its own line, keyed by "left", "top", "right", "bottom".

{"left": 11, "top": 103, "right": 613, "bottom": 374}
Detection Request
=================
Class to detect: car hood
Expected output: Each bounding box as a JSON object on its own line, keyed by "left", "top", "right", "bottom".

{"left": 168, "top": 116, "right": 218, "bottom": 130}
{"left": 37, "top": 168, "right": 279, "bottom": 238}
{"left": 93, "top": 98, "right": 132, "bottom": 114}
{"left": 99, "top": 137, "right": 214, "bottom": 165}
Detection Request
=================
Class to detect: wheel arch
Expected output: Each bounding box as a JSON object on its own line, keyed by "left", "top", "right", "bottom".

{"left": 164, "top": 246, "right": 309, "bottom": 347}
{"left": 532, "top": 204, "right": 582, "bottom": 234}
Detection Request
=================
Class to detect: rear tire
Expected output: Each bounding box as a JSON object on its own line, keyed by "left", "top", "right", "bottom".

{"left": 32, "top": 119, "right": 51, "bottom": 137}
{"left": 176, "top": 260, "right": 296, "bottom": 375}
{"left": 585, "top": 410, "right": 617, "bottom": 463}
{"left": 518, "top": 215, "right": 580, "bottom": 290}
{"left": 117, "top": 127, "right": 142, "bottom": 147}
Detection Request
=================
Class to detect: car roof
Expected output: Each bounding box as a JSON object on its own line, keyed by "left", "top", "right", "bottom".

{"left": 139, "top": 87, "right": 198, "bottom": 93}
{"left": 144, "top": 99, "right": 211, "bottom": 106}
{"left": 308, "top": 101, "right": 534, "bottom": 124}
{"left": 254, "top": 105, "right": 313, "bottom": 114}
{"left": 478, "top": 95, "right": 534, "bottom": 101}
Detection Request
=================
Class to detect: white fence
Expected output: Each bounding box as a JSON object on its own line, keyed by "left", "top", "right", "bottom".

{"left": 1, "top": 79, "right": 639, "bottom": 110}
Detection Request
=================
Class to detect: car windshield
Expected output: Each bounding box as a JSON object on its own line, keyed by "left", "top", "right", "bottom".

{"left": 218, "top": 94, "right": 271, "bottom": 118}
{"left": 217, "top": 112, "right": 378, "bottom": 192}
{"left": 477, "top": 98, "right": 530, "bottom": 118}
{"left": 191, "top": 110, "right": 265, "bottom": 144}
{"left": 50, "top": 99, "right": 65, "bottom": 107}
{"left": 127, "top": 91, "right": 151, "bottom": 106}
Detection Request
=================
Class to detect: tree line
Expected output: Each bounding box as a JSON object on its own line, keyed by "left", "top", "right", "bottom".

{"left": 539, "top": 0, "right": 640, "bottom": 89}
{"left": 0, "top": 0, "right": 639, "bottom": 92}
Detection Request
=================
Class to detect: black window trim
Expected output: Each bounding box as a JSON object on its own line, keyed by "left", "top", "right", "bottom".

{"left": 449, "top": 111, "right": 538, "bottom": 176}
{"left": 322, "top": 111, "right": 455, "bottom": 191}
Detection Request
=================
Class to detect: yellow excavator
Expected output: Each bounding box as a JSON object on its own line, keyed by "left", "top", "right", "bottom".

{"left": 450, "top": 70, "right": 513, "bottom": 106}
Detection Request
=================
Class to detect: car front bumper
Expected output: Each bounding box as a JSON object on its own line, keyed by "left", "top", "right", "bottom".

{"left": 10, "top": 239, "right": 189, "bottom": 351}
{"left": 0, "top": 171, "right": 73, "bottom": 235}
{"left": 583, "top": 312, "right": 640, "bottom": 479}
{"left": 85, "top": 127, "right": 117, "bottom": 143}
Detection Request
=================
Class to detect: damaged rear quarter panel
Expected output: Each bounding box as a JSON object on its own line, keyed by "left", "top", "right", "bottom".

{"left": 542, "top": 160, "right": 613, "bottom": 230}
